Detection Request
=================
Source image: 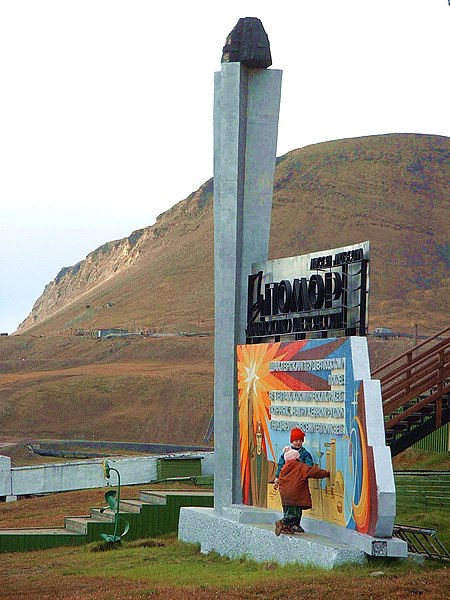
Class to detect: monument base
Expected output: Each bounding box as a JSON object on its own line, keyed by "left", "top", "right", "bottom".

{"left": 300, "top": 515, "right": 407, "bottom": 558}
{"left": 178, "top": 505, "right": 407, "bottom": 569}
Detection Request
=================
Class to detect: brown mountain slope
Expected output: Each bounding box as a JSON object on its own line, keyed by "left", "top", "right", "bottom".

{"left": 269, "top": 134, "right": 449, "bottom": 329}
{"left": 0, "top": 335, "right": 215, "bottom": 443}
{"left": 17, "top": 133, "right": 449, "bottom": 336}
{"left": 0, "top": 334, "right": 415, "bottom": 444}
{"left": 1, "top": 133, "right": 448, "bottom": 445}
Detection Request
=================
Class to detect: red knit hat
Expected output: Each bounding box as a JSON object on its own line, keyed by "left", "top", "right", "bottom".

{"left": 290, "top": 427, "right": 305, "bottom": 442}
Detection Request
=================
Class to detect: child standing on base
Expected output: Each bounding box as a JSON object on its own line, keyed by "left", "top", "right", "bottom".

{"left": 273, "top": 427, "right": 313, "bottom": 492}
{"left": 275, "top": 446, "right": 330, "bottom": 535}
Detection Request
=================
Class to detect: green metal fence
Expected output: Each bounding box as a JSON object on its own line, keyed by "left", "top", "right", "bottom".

{"left": 413, "top": 424, "right": 449, "bottom": 453}
{"left": 394, "top": 472, "right": 450, "bottom": 508}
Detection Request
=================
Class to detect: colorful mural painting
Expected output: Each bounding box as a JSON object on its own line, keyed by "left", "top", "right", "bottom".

{"left": 237, "top": 338, "right": 380, "bottom": 536}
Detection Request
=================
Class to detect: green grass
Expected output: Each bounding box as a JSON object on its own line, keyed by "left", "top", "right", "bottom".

{"left": 2, "top": 504, "right": 449, "bottom": 598}
{"left": 393, "top": 448, "right": 450, "bottom": 471}
{"left": 395, "top": 485, "right": 450, "bottom": 548}
{"left": 3, "top": 536, "right": 448, "bottom": 600}
{"left": 392, "top": 450, "right": 450, "bottom": 549}
{"left": 73, "top": 535, "right": 436, "bottom": 586}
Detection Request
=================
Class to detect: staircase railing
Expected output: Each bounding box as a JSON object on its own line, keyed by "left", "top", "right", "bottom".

{"left": 393, "top": 524, "right": 450, "bottom": 562}
{"left": 372, "top": 325, "right": 450, "bottom": 450}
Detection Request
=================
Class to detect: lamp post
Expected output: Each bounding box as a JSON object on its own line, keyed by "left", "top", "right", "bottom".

{"left": 100, "top": 460, "right": 129, "bottom": 543}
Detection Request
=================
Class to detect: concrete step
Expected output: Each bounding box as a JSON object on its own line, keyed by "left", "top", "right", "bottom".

{"left": 90, "top": 507, "right": 115, "bottom": 521}
{"left": 0, "top": 489, "right": 215, "bottom": 553}
{"left": 139, "top": 489, "right": 214, "bottom": 503}
{"left": 64, "top": 516, "right": 105, "bottom": 534}
{"left": 91, "top": 500, "right": 153, "bottom": 519}
{"left": 138, "top": 491, "right": 169, "bottom": 505}
{"left": 0, "top": 527, "right": 80, "bottom": 536}
{"left": 120, "top": 499, "right": 147, "bottom": 513}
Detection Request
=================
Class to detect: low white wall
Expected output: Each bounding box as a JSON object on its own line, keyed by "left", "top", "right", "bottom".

{"left": 0, "top": 456, "right": 12, "bottom": 496}
{"left": 199, "top": 451, "right": 214, "bottom": 476}
{"left": 0, "top": 452, "right": 214, "bottom": 498}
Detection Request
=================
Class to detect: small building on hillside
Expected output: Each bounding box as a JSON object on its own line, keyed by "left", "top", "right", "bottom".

{"left": 96, "top": 328, "right": 129, "bottom": 339}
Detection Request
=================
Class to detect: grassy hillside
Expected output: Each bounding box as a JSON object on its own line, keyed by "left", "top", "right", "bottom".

{"left": 2, "top": 535, "right": 448, "bottom": 600}
{"left": 1, "top": 133, "right": 448, "bottom": 444}
{"left": 0, "top": 336, "right": 214, "bottom": 444}
{"left": 0, "top": 332, "right": 417, "bottom": 444}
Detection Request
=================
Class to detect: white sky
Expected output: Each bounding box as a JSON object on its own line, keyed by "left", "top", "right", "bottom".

{"left": 0, "top": 1, "right": 448, "bottom": 334}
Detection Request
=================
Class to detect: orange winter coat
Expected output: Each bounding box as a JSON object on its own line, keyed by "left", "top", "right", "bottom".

{"left": 278, "top": 460, "right": 329, "bottom": 509}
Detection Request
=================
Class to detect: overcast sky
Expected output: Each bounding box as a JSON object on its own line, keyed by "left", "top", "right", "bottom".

{"left": 0, "top": 1, "right": 448, "bottom": 334}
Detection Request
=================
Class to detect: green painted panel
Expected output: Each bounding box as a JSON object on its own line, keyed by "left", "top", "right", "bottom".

{"left": 165, "top": 494, "right": 213, "bottom": 533}
{"left": 413, "top": 424, "right": 449, "bottom": 453}
{"left": 394, "top": 473, "right": 450, "bottom": 509}
{"left": 118, "top": 511, "right": 136, "bottom": 540}
{"left": 0, "top": 535, "right": 23, "bottom": 553}
{"left": 162, "top": 503, "right": 171, "bottom": 535}
{"left": 144, "top": 504, "right": 163, "bottom": 537}
{"left": 156, "top": 458, "right": 202, "bottom": 479}
{"left": 156, "top": 505, "right": 166, "bottom": 536}
{"left": 0, "top": 533, "right": 86, "bottom": 554}
{"left": 87, "top": 520, "right": 114, "bottom": 543}
{"left": 132, "top": 511, "right": 142, "bottom": 540}
{"left": 192, "top": 475, "right": 214, "bottom": 487}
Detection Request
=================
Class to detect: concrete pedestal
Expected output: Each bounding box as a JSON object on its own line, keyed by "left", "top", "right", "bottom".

{"left": 179, "top": 503, "right": 407, "bottom": 567}
{"left": 179, "top": 506, "right": 366, "bottom": 568}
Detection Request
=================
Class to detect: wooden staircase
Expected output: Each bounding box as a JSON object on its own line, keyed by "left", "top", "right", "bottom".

{"left": 0, "top": 490, "right": 213, "bottom": 553}
{"left": 372, "top": 325, "right": 450, "bottom": 456}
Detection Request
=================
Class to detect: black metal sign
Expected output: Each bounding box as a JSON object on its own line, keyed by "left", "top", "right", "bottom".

{"left": 246, "top": 243, "right": 369, "bottom": 342}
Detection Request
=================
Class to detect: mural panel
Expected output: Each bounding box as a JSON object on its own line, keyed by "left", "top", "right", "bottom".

{"left": 237, "top": 337, "right": 383, "bottom": 537}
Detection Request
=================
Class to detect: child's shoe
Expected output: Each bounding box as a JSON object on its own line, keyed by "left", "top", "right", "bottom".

{"left": 291, "top": 525, "right": 304, "bottom": 533}
{"left": 274, "top": 520, "right": 283, "bottom": 536}
{"left": 281, "top": 524, "right": 294, "bottom": 534}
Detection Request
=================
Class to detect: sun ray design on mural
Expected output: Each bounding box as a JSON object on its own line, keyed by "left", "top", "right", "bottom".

{"left": 237, "top": 341, "right": 311, "bottom": 505}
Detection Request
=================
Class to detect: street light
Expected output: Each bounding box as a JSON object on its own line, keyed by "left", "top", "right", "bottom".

{"left": 100, "top": 460, "right": 129, "bottom": 543}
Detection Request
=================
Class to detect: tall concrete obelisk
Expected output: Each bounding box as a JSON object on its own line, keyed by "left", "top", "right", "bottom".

{"left": 213, "top": 18, "right": 282, "bottom": 509}
{"left": 180, "top": 20, "right": 407, "bottom": 566}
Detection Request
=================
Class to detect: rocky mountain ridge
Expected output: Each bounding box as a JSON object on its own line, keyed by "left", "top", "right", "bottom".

{"left": 19, "top": 233, "right": 145, "bottom": 331}
{"left": 17, "top": 133, "right": 449, "bottom": 336}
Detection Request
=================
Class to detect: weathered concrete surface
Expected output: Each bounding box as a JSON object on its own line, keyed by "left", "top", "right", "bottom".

{"left": 301, "top": 516, "right": 407, "bottom": 558}
{"left": 0, "top": 451, "right": 213, "bottom": 498}
{"left": 179, "top": 506, "right": 366, "bottom": 568}
{"left": 0, "top": 455, "right": 12, "bottom": 497}
{"left": 213, "top": 61, "right": 282, "bottom": 510}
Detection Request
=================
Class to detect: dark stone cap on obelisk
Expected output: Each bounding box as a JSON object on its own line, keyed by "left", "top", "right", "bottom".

{"left": 221, "top": 17, "right": 272, "bottom": 69}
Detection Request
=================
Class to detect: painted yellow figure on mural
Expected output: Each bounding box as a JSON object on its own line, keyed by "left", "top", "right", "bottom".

{"left": 249, "top": 420, "right": 277, "bottom": 507}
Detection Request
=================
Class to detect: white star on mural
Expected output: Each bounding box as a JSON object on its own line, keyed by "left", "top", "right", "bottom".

{"left": 244, "top": 361, "right": 260, "bottom": 395}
